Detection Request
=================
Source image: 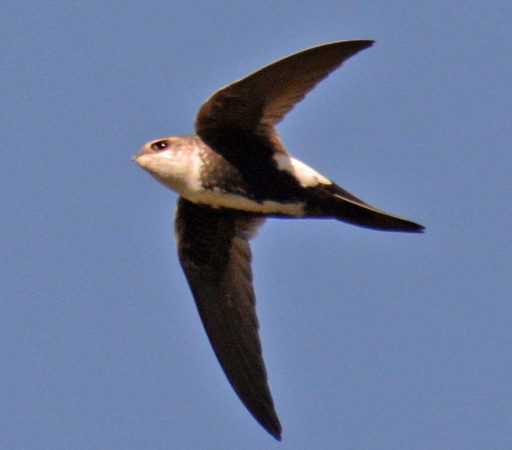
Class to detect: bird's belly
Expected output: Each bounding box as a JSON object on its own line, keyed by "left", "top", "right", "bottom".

{"left": 183, "top": 188, "right": 306, "bottom": 216}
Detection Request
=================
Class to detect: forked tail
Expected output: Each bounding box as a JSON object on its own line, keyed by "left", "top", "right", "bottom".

{"left": 306, "top": 183, "right": 424, "bottom": 232}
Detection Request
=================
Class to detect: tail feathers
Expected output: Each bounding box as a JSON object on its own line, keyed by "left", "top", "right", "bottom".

{"left": 326, "top": 194, "right": 424, "bottom": 232}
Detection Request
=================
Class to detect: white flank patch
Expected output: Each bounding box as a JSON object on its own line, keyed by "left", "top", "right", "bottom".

{"left": 273, "top": 153, "right": 332, "bottom": 187}
{"left": 200, "top": 190, "right": 306, "bottom": 216}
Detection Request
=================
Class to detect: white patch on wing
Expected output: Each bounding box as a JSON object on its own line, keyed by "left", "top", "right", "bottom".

{"left": 273, "top": 153, "right": 332, "bottom": 187}
{"left": 186, "top": 188, "right": 306, "bottom": 217}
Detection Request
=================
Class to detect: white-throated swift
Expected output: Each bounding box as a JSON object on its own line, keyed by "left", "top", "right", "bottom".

{"left": 133, "top": 39, "right": 424, "bottom": 440}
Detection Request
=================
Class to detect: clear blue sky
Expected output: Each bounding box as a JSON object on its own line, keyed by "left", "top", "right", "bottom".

{"left": 2, "top": 1, "right": 511, "bottom": 449}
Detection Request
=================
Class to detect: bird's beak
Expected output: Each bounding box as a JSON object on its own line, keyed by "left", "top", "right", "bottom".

{"left": 132, "top": 143, "right": 151, "bottom": 162}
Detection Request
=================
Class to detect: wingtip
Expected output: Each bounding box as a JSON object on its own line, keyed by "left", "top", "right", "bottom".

{"left": 249, "top": 401, "right": 281, "bottom": 440}
{"left": 266, "top": 423, "right": 282, "bottom": 441}
{"left": 331, "top": 39, "right": 374, "bottom": 59}
{"left": 326, "top": 38, "right": 374, "bottom": 51}
{"left": 348, "top": 38, "right": 374, "bottom": 50}
{"left": 252, "top": 405, "right": 282, "bottom": 440}
{"left": 361, "top": 38, "right": 375, "bottom": 47}
{"left": 405, "top": 222, "right": 426, "bottom": 233}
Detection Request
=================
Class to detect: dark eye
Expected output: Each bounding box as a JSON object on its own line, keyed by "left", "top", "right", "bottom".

{"left": 151, "top": 140, "right": 169, "bottom": 152}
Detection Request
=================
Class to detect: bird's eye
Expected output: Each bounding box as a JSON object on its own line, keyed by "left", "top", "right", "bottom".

{"left": 151, "top": 140, "right": 169, "bottom": 152}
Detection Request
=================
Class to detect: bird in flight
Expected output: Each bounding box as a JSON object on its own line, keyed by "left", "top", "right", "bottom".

{"left": 133, "top": 39, "right": 424, "bottom": 440}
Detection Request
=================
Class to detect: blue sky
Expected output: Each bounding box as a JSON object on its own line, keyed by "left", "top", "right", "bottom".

{"left": 2, "top": 1, "right": 511, "bottom": 449}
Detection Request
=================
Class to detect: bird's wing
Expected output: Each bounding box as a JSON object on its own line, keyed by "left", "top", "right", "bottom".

{"left": 174, "top": 197, "right": 281, "bottom": 440}
{"left": 195, "top": 39, "right": 373, "bottom": 156}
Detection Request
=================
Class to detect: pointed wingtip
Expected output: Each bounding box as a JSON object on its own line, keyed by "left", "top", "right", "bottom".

{"left": 247, "top": 399, "right": 281, "bottom": 440}
{"left": 358, "top": 39, "right": 374, "bottom": 48}
{"left": 404, "top": 222, "right": 426, "bottom": 233}
{"left": 345, "top": 38, "right": 374, "bottom": 51}
{"left": 266, "top": 422, "right": 282, "bottom": 441}
{"left": 317, "top": 39, "right": 374, "bottom": 56}
{"left": 250, "top": 401, "right": 282, "bottom": 440}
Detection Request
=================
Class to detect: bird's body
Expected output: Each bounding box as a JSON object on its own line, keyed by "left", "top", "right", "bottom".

{"left": 133, "top": 39, "right": 424, "bottom": 440}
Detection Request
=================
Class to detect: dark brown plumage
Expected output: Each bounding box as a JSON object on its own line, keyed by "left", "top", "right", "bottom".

{"left": 134, "top": 39, "right": 424, "bottom": 440}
